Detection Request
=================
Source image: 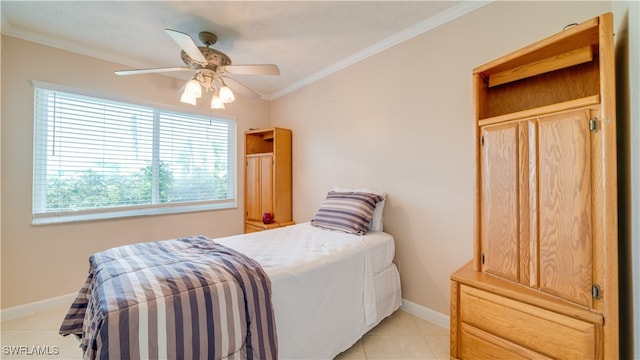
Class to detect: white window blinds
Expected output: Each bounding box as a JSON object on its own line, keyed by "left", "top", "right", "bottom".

{"left": 33, "top": 83, "right": 236, "bottom": 224}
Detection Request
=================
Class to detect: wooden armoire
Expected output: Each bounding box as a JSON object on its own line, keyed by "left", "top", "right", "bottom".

{"left": 450, "top": 13, "right": 618, "bottom": 359}
{"left": 244, "top": 127, "right": 294, "bottom": 233}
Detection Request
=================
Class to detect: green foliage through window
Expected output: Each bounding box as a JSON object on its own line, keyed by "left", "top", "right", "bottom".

{"left": 33, "top": 83, "right": 237, "bottom": 222}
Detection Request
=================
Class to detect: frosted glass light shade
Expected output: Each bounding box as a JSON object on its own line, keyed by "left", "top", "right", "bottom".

{"left": 184, "top": 79, "right": 202, "bottom": 98}
{"left": 219, "top": 85, "right": 235, "bottom": 103}
{"left": 211, "top": 95, "right": 225, "bottom": 109}
{"left": 180, "top": 91, "right": 197, "bottom": 105}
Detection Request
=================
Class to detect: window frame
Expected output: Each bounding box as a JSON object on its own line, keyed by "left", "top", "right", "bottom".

{"left": 32, "top": 81, "right": 237, "bottom": 225}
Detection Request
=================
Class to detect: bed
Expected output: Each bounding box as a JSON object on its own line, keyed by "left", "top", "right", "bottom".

{"left": 218, "top": 222, "right": 402, "bottom": 359}
{"left": 61, "top": 190, "right": 402, "bottom": 359}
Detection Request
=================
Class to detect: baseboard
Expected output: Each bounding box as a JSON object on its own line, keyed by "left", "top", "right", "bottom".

{"left": 1, "top": 293, "right": 76, "bottom": 322}
{"left": 401, "top": 298, "right": 450, "bottom": 330}
{"left": 1, "top": 293, "right": 449, "bottom": 330}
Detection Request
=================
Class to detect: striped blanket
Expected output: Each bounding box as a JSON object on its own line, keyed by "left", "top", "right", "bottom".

{"left": 59, "top": 236, "right": 277, "bottom": 360}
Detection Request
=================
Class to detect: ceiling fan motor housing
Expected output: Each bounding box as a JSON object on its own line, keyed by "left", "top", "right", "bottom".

{"left": 180, "top": 47, "right": 232, "bottom": 71}
{"left": 179, "top": 31, "right": 232, "bottom": 71}
{"left": 198, "top": 31, "right": 218, "bottom": 46}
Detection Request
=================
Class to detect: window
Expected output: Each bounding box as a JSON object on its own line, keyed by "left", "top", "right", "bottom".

{"left": 33, "top": 82, "right": 236, "bottom": 224}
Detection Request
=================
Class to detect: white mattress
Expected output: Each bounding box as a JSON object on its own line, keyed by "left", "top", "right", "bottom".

{"left": 217, "top": 222, "right": 401, "bottom": 359}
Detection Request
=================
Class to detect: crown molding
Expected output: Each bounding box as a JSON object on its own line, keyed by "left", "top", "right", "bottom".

{"left": 1, "top": 21, "right": 160, "bottom": 73}
{"left": 267, "top": 1, "right": 491, "bottom": 100}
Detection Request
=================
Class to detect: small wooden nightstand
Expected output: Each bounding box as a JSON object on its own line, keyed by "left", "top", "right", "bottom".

{"left": 244, "top": 220, "right": 295, "bottom": 233}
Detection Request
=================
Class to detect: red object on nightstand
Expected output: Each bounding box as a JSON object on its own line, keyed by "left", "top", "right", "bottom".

{"left": 262, "top": 212, "right": 274, "bottom": 224}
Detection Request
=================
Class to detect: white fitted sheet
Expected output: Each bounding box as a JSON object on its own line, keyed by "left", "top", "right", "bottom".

{"left": 217, "top": 222, "right": 401, "bottom": 359}
{"left": 219, "top": 222, "right": 396, "bottom": 275}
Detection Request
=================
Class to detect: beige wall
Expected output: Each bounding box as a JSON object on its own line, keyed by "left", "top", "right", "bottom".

{"left": 0, "top": 36, "right": 272, "bottom": 308}
{"left": 271, "top": 1, "right": 612, "bottom": 315}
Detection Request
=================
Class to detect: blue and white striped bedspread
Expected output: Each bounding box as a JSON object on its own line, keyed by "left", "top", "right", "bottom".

{"left": 59, "top": 235, "right": 277, "bottom": 360}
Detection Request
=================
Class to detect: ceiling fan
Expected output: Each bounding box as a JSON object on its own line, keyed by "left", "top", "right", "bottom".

{"left": 115, "top": 29, "right": 280, "bottom": 106}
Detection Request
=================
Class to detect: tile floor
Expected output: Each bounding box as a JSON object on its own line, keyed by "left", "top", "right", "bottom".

{"left": 1, "top": 307, "right": 448, "bottom": 359}
{"left": 335, "top": 310, "right": 449, "bottom": 360}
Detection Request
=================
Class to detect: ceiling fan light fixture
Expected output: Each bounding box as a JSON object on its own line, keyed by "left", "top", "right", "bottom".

{"left": 211, "top": 94, "right": 225, "bottom": 109}
{"left": 219, "top": 84, "right": 235, "bottom": 103}
{"left": 115, "top": 29, "right": 279, "bottom": 103}
{"left": 180, "top": 91, "right": 197, "bottom": 105}
{"left": 183, "top": 78, "right": 202, "bottom": 98}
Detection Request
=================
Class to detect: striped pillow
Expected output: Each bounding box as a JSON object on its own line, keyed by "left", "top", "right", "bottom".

{"left": 311, "top": 191, "right": 384, "bottom": 235}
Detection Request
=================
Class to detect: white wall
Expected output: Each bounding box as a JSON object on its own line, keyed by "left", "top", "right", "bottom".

{"left": 271, "top": 1, "right": 612, "bottom": 316}
{"left": 0, "top": 36, "right": 272, "bottom": 308}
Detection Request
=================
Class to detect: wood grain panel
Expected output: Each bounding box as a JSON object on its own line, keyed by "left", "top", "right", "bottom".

{"left": 245, "top": 220, "right": 295, "bottom": 233}
{"left": 273, "top": 128, "right": 292, "bottom": 223}
{"left": 450, "top": 281, "right": 460, "bottom": 358}
{"left": 596, "top": 13, "right": 620, "bottom": 359}
{"left": 260, "top": 154, "right": 273, "bottom": 216}
{"left": 474, "top": 16, "right": 602, "bottom": 119}
{"left": 527, "top": 121, "right": 539, "bottom": 288}
{"left": 589, "top": 107, "right": 605, "bottom": 315}
{"left": 488, "top": 46, "right": 594, "bottom": 88}
{"left": 246, "top": 154, "right": 275, "bottom": 221}
{"left": 485, "top": 60, "right": 600, "bottom": 118}
{"left": 451, "top": 263, "right": 604, "bottom": 325}
{"left": 537, "top": 109, "right": 593, "bottom": 306}
{"left": 480, "top": 123, "right": 520, "bottom": 282}
{"left": 460, "top": 323, "right": 552, "bottom": 360}
{"left": 245, "top": 156, "right": 261, "bottom": 221}
{"left": 460, "top": 285, "right": 596, "bottom": 359}
{"left": 518, "top": 122, "right": 531, "bottom": 286}
{"left": 478, "top": 95, "right": 599, "bottom": 127}
{"left": 245, "top": 131, "right": 274, "bottom": 155}
{"left": 473, "top": 17, "right": 599, "bottom": 76}
{"left": 474, "top": 74, "right": 486, "bottom": 271}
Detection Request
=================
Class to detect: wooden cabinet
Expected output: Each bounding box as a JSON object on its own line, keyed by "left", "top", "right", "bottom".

{"left": 246, "top": 154, "right": 274, "bottom": 221}
{"left": 452, "top": 13, "right": 618, "bottom": 359}
{"left": 479, "top": 121, "right": 523, "bottom": 284}
{"left": 537, "top": 109, "right": 595, "bottom": 306}
{"left": 244, "top": 128, "right": 293, "bottom": 233}
{"left": 452, "top": 267, "right": 604, "bottom": 360}
{"left": 479, "top": 108, "right": 597, "bottom": 305}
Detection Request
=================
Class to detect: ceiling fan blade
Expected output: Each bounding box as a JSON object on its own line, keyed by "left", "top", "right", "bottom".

{"left": 221, "top": 76, "right": 261, "bottom": 99}
{"left": 164, "top": 29, "right": 208, "bottom": 65}
{"left": 224, "top": 64, "right": 280, "bottom": 76}
{"left": 115, "top": 67, "right": 193, "bottom": 76}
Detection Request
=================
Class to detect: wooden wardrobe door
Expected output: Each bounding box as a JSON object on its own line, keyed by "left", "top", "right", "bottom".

{"left": 259, "top": 154, "right": 274, "bottom": 217}
{"left": 537, "top": 109, "right": 593, "bottom": 307}
{"left": 246, "top": 156, "right": 261, "bottom": 221}
{"left": 479, "top": 122, "right": 522, "bottom": 283}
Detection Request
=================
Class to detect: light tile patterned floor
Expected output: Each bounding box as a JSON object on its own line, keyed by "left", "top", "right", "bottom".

{"left": 335, "top": 310, "right": 449, "bottom": 359}
{"left": 1, "top": 306, "right": 83, "bottom": 359}
{"left": 1, "top": 307, "right": 448, "bottom": 359}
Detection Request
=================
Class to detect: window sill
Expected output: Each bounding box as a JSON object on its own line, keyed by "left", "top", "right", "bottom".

{"left": 32, "top": 201, "right": 236, "bottom": 225}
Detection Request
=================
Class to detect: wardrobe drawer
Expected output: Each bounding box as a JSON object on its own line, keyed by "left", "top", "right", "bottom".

{"left": 460, "top": 322, "right": 551, "bottom": 360}
{"left": 459, "top": 285, "right": 596, "bottom": 359}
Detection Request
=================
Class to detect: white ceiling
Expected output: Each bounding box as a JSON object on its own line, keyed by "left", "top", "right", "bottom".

{"left": 1, "top": 1, "right": 488, "bottom": 100}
